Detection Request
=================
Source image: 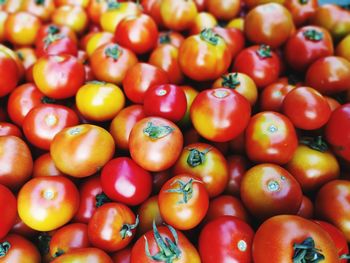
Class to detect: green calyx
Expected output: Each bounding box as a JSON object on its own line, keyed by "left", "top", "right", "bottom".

{"left": 159, "top": 33, "right": 171, "bottom": 44}
{"left": 48, "top": 25, "right": 60, "bottom": 35}
{"left": 53, "top": 248, "right": 65, "bottom": 258}
{"left": 43, "top": 33, "right": 64, "bottom": 48}
{"left": 87, "top": 80, "right": 107, "bottom": 85}
{"left": 107, "top": 0, "right": 121, "bottom": 9}
{"left": 293, "top": 237, "right": 325, "bottom": 263}
{"left": 299, "top": 0, "right": 308, "bottom": 4}
{"left": 0, "top": 242, "right": 10, "bottom": 258}
{"left": 186, "top": 148, "right": 211, "bottom": 167}
{"left": 16, "top": 51, "right": 24, "bottom": 61}
{"left": 303, "top": 29, "right": 323, "bottom": 41}
{"left": 35, "top": 0, "right": 45, "bottom": 5}
{"left": 120, "top": 215, "right": 139, "bottom": 239}
{"left": 200, "top": 28, "right": 220, "bottom": 46}
{"left": 221, "top": 73, "right": 241, "bottom": 89}
{"left": 41, "top": 96, "right": 56, "bottom": 104}
{"left": 145, "top": 221, "right": 182, "bottom": 263}
{"left": 0, "top": 0, "right": 6, "bottom": 5}
{"left": 37, "top": 233, "right": 51, "bottom": 255}
{"left": 300, "top": 136, "right": 328, "bottom": 152}
{"left": 95, "top": 192, "right": 112, "bottom": 208}
{"left": 166, "top": 178, "right": 201, "bottom": 204}
{"left": 143, "top": 122, "right": 174, "bottom": 139}
{"left": 256, "top": 44, "right": 272, "bottom": 58}
{"left": 105, "top": 45, "right": 122, "bottom": 61}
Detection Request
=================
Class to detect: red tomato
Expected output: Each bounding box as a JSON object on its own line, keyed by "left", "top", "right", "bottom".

{"left": 0, "top": 184, "right": 16, "bottom": 239}
{"left": 101, "top": 157, "right": 152, "bottom": 206}
{"left": 212, "top": 26, "right": 245, "bottom": 59}
{"left": 296, "top": 195, "right": 314, "bottom": 219}
{"left": 0, "top": 122, "right": 22, "bottom": 138}
{"left": 112, "top": 247, "right": 131, "bottom": 263}
{"left": 284, "top": 0, "right": 318, "bottom": 27}
{"left": 0, "top": 48, "right": 19, "bottom": 98}
{"left": 36, "top": 32, "right": 78, "bottom": 57}
{"left": 87, "top": 0, "right": 109, "bottom": 25}
{"left": 33, "top": 153, "right": 66, "bottom": 178}
{"left": 51, "top": 5, "right": 88, "bottom": 35}
{"left": 35, "top": 24, "right": 78, "bottom": 47}
{"left": 199, "top": 216, "right": 254, "bottom": 263}
{"left": 206, "top": 0, "right": 241, "bottom": 21}
{"left": 178, "top": 85, "right": 199, "bottom": 127}
{"left": 141, "top": 0, "right": 163, "bottom": 27}
{"left": 157, "top": 31, "right": 184, "bottom": 48}
{"left": 143, "top": 84, "right": 187, "bottom": 122}
{"left": 224, "top": 155, "right": 249, "bottom": 196}
{"left": 325, "top": 96, "right": 341, "bottom": 111}
{"left": 50, "top": 247, "right": 113, "bottom": 263}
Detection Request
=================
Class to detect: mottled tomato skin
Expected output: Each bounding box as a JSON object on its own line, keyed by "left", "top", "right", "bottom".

{"left": 245, "top": 111, "right": 298, "bottom": 164}
{"left": 199, "top": 216, "right": 254, "bottom": 263}
{"left": 0, "top": 184, "right": 16, "bottom": 239}
{"left": 50, "top": 248, "right": 113, "bottom": 263}
{"left": 101, "top": 157, "right": 152, "bottom": 206}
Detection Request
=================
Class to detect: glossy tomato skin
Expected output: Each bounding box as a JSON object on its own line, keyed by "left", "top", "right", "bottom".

{"left": 296, "top": 195, "right": 314, "bottom": 219}
{"left": 33, "top": 153, "right": 65, "bottom": 178}
{"left": 191, "top": 88, "right": 251, "bottom": 142}
{"left": 50, "top": 247, "right": 113, "bottom": 263}
{"left": 36, "top": 33, "right": 78, "bottom": 58}
{"left": 245, "top": 111, "right": 298, "bottom": 164}
{"left": 85, "top": 31, "right": 114, "bottom": 57}
{"left": 253, "top": 215, "right": 340, "bottom": 263}
{"left": 23, "top": 104, "right": 79, "bottom": 150}
{"left": 0, "top": 48, "right": 19, "bottom": 98}
{"left": 137, "top": 195, "right": 163, "bottom": 235}
{"left": 207, "top": 0, "right": 240, "bottom": 21}
{"left": 326, "top": 103, "right": 350, "bottom": 161}
{"left": 284, "top": 26, "right": 333, "bottom": 71}
{"left": 143, "top": 84, "right": 187, "bottom": 122}
{"left": 199, "top": 216, "right": 254, "bottom": 263}
{"left": 50, "top": 124, "right": 115, "bottom": 178}
{"left": 240, "top": 164, "right": 303, "bottom": 220}
{"left": 0, "top": 184, "right": 16, "bottom": 239}
{"left": 336, "top": 34, "right": 350, "bottom": 62}
{"left": 0, "top": 136, "right": 33, "bottom": 190}
{"left": 101, "top": 157, "right": 152, "bottom": 206}
{"left": 284, "top": 0, "right": 318, "bottom": 27}
{"left": 33, "top": 54, "right": 85, "bottom": 99}
{"left": 173, "top": 143, "right": 228, "bottom": 198}
{"left": 224, "top": 155, "right": 249, "bottom": 196}
{"left": 178, "top": 29, "right": 231, "bottom": 81}
{"left": 178, "top": 85, "right": 199, "bottom": 127}
{"left": 112, "top": 247, "right": 131, "bottom": 263}
{"left": 129, "top": 117, "right": 183, "bottom": 172}
{"left": 157, "top": 31, "right": 185, "bottom": 48}
{"left": 233, "top": 45, "right": 281, "bottom": 88}
{"left": 18, "top": 176, "right": 80, "bottom": 232}
{"left": 141, "top": 0, "right": 163, "bottom": 27}
{"left": 51, "top": 5, "right": 88, "bottom": 35}
{"left": 212, "top": 27, "right": 244, "bottom": 60}
{"left": 0, "top": 122, "right": 22, "bottom": 138}
{"left": 88, "top": 203, "right": 137, "bottom": 252}
{"left": 189, "top": 12, "right": 218, "bottom": 36}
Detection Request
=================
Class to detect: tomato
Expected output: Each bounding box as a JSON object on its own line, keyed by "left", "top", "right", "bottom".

{"left": 18, "top": 176, "right": 79, "bottom": 231}
{"left": 141, "top": 0, "right": 163, "bottom": 27}
{"left": 0, "top": 184, "right": 16, "bottom": 240}
{"left": 259, "top": 77, "right": 296, "bottom": 112}
{"left": 36, "top": 24, "right": 78, "bottom": 47}
{"left": 0, "top": 234, "right": 41, "bottom": 263}
{"left": 212, "top": 26, "right": 245, "bottom": 59}
{"left": 131, "top": 223, "right": 200, "bottom": 263}
{"left": 10, "top": 214, "right": 38, "bottom": 238}
{"left": 36, "top": 31, "right": 78, "bottom": 57}
{"left": 129, "top": 117, "right": 183, "bottom": 172}
{"left": 23, "top": 104, "right": 79, "bottom": 150}
{"left": 85, "top": 32, "right": 114, "bottom": 57}
{"left": 115, "top": 14, "right": 158, "bottom": 55}
{"left": 157, "top": 31, "right": 185, "bottom": 48}
{"left": 336, "top": 34, "right": 350, "bottom": 62}
{"left": 52, "top": 5, "right": 88, "bottom": 34}
{"left": 233, "top": 45, "right": 281, "bottom": 88}
{"left": 245, "top": 111, "right": 298, "bottom": 164}
{"left": 112, "top": 247, "right": 131, "bottom": 263}
{"left": 253, "top": 215, "right": 340, "bottom": 263}
{"left": 205, "top": 195, "right": 249, "bottom": 223}
{"left": 137, "top": 195, "right": 163, "bottom": 235}
{"left": 16, "top": 47, "right": 37, "bottom": 73}
{"left": 244, "top": 3, "right": 294, "bottom": 48}
{"left": 149, "top": 43, "right": 184, "bottom": 84}
{"left": 306, "top": 56, "right": 350, "bottom": 95}
{"left": 0, "top": 11, "right": 8, "bottom": 43}
{"left": 241, "top": 164, "right": 303, "bottom": 219}
{"left": 325, "top": 96, "right": 341, "bottom": 111}
{"left": 90, "top": 43, "right": 138, "bottom": 85}
{"left": 199, "top": 216, "right": 254, "bottom": 263}
{"left": 51, "top": 124, "right": 115, "bottom": 178}
{"left": 49, "top": 223, "right": 90, "bottom": 257}
{"left": 160, "top": 0, "right": 198, "bottom": 31}
{"left": 4, "top": 11, "right": 41, "bottom": 46}
{"left": 50, "top": 247, "right": 113, "bottom": 263}
{"left": 33, "top": 54, "right": 85, "bottom": 99}
{"left": 151, "top": 170, "right": 173, "bottom": 195}
{"left": 179, "top": 29, "right": 231, "bottom": 81}
{"left": 206, "top": 0, "right": 240, "bottom": 21}
{"left": 158, "top": 174, "right": 209, "bottom": 230}
{"left": 284, "top": 0, "right": 318, "bottom": 26}
{"left": 0, "top": 122, "right": 22, "bottom": 138}
{"left": 123, "top": 63, "right": 169, "bottom": 104}
{"left": 173, "top": 142, "right": 228, "bottom": 197}
{"left": 284, "top": 26, "right": 334, "bottom": 72}
{"left": 87, "top": 0, "right": 109, "bottom": 26}
{"left": 88, "top": 203, "right": 138, "bottom": 252}
{"left": 0, "top": 136, "right": 33, "bottom": 190}
{"left": 101, "top": 157, "right": 152, "bottom": 206}
{"left": 0, "top": 48, "right": 20, "bottom": 98}
{"left": 224, "top": 155, "right": 249, "bottom": 196}
{"left": 177, "top": 85, "right": 199, "bottom": 127}
{"left": 22, "top": 0, "right": 55, "bottom": 22}
{"left": 315, "top": 180, "right": 350, "bottom": 241}
{"left": 296, "top": 195, "right": 314, "bottom": 219}
{"left": 189, "top": 12, "right": 217, "bottom": 36}
{"left": 326, "top": 103, "right": 350, "bottom": 161}
{"left": 33, "top": 153, "right": 65, "bottom": 178}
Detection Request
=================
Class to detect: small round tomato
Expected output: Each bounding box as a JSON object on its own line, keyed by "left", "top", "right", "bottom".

{"left": 206, "top": 0, "right": 240, "bottom": 21}
{"left": 245, "top": 111, "right": 298, "bottom": 164}
{"left": 36, "top": 32, "right": 78, "bottom": 57}
{"left": 297, "top": 195, "right": 314, "bottom": 219}
{"left": 129, "top": 117, "right": 183, "bottom": 172}
{"left": 36, "top": 24, "right": 78, "bottom": 46}
{"left": 157, "top": 31, "right": 185, "bottom": 48}
{"left": 189, "top": 12, "right": 217, "bottom": 35}
{"left": 190, "top": 88, "right": 251, "bottom": 142}
{"left": 158, "top": 174, "right": 209, "bottom": 230}
{"left": 0, "top": 122, "right": 22, "bottom": 138}
{"left": 0, "top": 136, "right": 33, "bottom": 190}
{"left": 199, "top": 216, "right": 254, "bottom": 263}
{"left": 131, "top": 223, "right": 201, "bottom": 263}
{"left": 336, "top": 34, "right": 350, "bottom": 62}
{"left": 76, "top": 81, "right": 125, "bottom": 122}
{"left": 143, "top": 84, "right": 187, "bottom": 122}
{"left": 33, "top": 153, "right": 65, "bottom": 178}
{"left": 244, "top": 3, "right": 294, "bottom": 48}
{"left": 284, "top": 0, "right": 318, "bottom": 27}
{"left": 88, "top": 202, "right": 138, "bottom": 252}
{"left": 23, "top": 104, "right": 79, "bottom": 150}
{"left": 50, "top": 248, "right": 113, "bottom": 263}
{"left": 233, "top": 45, "right": 281, "bottom": 88}
{"left": 52, "top": 5, "right": 88, "bottom": 34}
{"left": 0, "top": 48, "right": 20, "bottom": 98}
{"left": 22, "top": 0, "right": 55, "bottom": 22}
{"left": 85, "top": 32, "right": 113, "bottom": 57}
{"left": 101, "top": 157, "right": 152, "bottom": 206}
{"left": 179, "top": 29, "right": 231, "bottom": 81}
{"left": 212, "top": 26, "right": 245, "bottom": 59}
{"left": 18, "top": 176, "right": 80, "bottom": 231}
{"left": 137, "top": 195, "right": 163, "bottom": 235}
{"left": 306, "top": 56, "right": 350, "bottom": 95}
{"left": 224, "top": 155, "right": 249, "bottom": 196}
{"left": 173, "top": 143, "right": 228, "bottom": 198}
{"left": 240, "top": 164, "right": 303, "bottom": 219}
{"left": 141, "top": 0, "right": 163, "bottom": 27}
{"left": 50, "top": 124, "right": 115, "bottom": 178}
{"left": 33, "top": 54, "right": 85, "bottom": 99}
{"left": 0, "top": 184, "right": 16, "bottom": 239}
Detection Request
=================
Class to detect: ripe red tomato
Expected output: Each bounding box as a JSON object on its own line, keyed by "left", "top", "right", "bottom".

{"left": 143, "top": 84, "right": 187, "bottom": 122}
{"left": 224, "top": 155, "right": 249, "bottom": 196}
{"left": 0, "top": 122, "right": 22, "bottom": 138}
{"left": 88, "top": 202, "right": 138, "bottom": 252}
{"left": 284, "top": 0, "right": 318, "bottom": 27}
{"left": 51, "top": 5, "right": 88, "bottom": 34}
{"left": 190, "top": 88, "right": 251, "bottom": 142}
{"left": 212, "top": 27, "right": 245, "bottom": 59}
{"left": 141, "top": 0, "right": 163, "bottom": 27}
{"left": 35, "top": 31, "right": 78, "bottom": 57}
{"left": 112, "top": 247, "right": 131, "bottom": 263}
{"left": 101, "top": 157, "right": 152, "bottom": 206}
{"left": 0, "top": 48, "right": 20, "bottom": 98}
{"left": 0, "top": 184, "right": 16, "bottom": 239}
{"left": 33, "top": 153, "right": 66, "bottom": 178}
{"left": 50, "top": 247, "right": 113, "bottom": 263}
{"left": 199, "top": 216, "right": 254, "bottom": 263}
{"left": 157, "top": 31, "right": 184, "bottom": 48}
{"left": 297, "top": 195, "right": 314, "bottom": 219}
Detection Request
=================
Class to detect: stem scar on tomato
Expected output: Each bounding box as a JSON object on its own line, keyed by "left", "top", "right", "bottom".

{"left": 0, "top": 241, "right": 10, "bottom": 257}
{"left": 200, "top": 28, "right": 220, "bottom": 46}
{"left": 221, "top": 73, "right": 241, "bottom": 89}
{"left": 120, "top": 215, "right": 139, "bottom": 239}
{"left": 256, "top": 45, "right": 272, "bottom": 58}
{"left": 105, "top": 45, "right": 123, "bottom": 61}
{"left": 303, "top": 29, "right": 323, "bottom": 42}
{"left": 292, "top": 237, "right": 324, "bottom": 263}
{"left": 186, "top": 148, "right": 211, "bottom": 167}
{"left": 143, "top": 122, "right": 174, "bottom": 139}
{"left": 165, "top": 178, "right": 202, "bottom": 204}
{"left": 299, "top": 136, "right": 328, "bottom": 152}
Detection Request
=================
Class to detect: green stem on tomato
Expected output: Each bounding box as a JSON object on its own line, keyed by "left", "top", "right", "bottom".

{"left": 256, "top": 44, "right": 272, "bottom": 58}
{"left": 166, "top": 178, "right": 201, "bottom": 204}
{"left": 105, "top": 45, "right": 122, "bottom": 61}
{"left": 200, "top": 28, "right": 220, "bottom": 46}
{"left": 299, "top": 136, "right": 328, "bottom": 152}
{"left": 120, "top": 215, "right": 139, "bottom": 239}
{"left": 0, "top": 242, "right": 10, "bottom": 258}
{"left": 221, "top": 73, "right": 241, "bottom": 89}
{"left": 107, "top": 0, "right": 120, "bottom": 10}
{"left": 159, "top": 33, "right": 171, "bottom": 44}
{"left": 303, "top": 29, "right": 323, "bottom": 41}
{"left": 186, "top": 147, "right": 211, "bottom": 167}
{"left": 95, "top": 192, "right": 112, "bottom": 208}
{"left": 35, "top": 0, "right": 45, "bottom": 5}
{"left": 292, "top": 237, "right": 325, "bottom": 263}
{"left": 143, "top": 122, "right": 174, "bottom": 139}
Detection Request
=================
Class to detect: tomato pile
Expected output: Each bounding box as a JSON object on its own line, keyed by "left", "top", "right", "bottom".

{"left": 1, "top": 0, "right": 350, "bottom": 262}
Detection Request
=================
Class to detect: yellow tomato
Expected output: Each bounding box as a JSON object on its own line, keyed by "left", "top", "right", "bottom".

{"left": 86, "top": 32, "right": 114, "bottom": 57}
{"left": 52, "top": 5, "right": 88, "bottom": 34}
